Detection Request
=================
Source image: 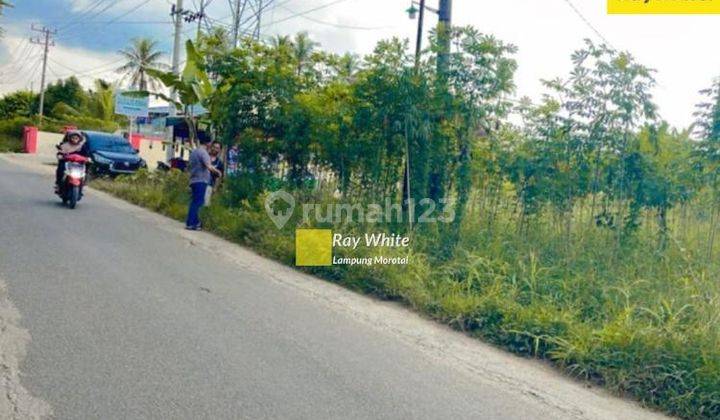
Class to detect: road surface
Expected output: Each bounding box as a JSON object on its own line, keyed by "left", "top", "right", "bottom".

{"left": 0, "top": 155, "right": 668, "bottom": 420}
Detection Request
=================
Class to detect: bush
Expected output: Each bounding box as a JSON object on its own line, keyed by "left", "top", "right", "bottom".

{"left": 41, "top": 115, "right": 118, "bottom": 133}
{"left": 0, "top": 117, "right": 34, "bottom": 152}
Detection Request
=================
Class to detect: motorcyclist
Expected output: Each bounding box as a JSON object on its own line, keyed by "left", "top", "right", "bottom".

{"left": 55, "top": 131, "right": 90, "bottom": 192}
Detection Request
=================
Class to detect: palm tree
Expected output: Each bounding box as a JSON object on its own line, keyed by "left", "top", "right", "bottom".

{"left": 270, "top": 35, "right": 292, "bottom": 50}
{"left": 116, "top": 38, "right": 167, "bottom": 90}
{"left": 89, "top": 79, "right": 115, "bottom": 121}
{"left": 336, "top": 53, "right": 360, "bottom": 80}
{"left": 293, "top": 32, "right": 318, "bottom": 75}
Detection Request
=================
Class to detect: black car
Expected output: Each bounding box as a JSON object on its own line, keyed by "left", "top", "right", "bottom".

{"left": 84, "top": 131, "right": 147, "bottom": 175}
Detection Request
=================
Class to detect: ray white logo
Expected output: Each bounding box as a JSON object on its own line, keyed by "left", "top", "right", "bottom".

{"left": 264, "top": 190, "right": 296, "bottom": 229}
{"left": 265, "top": 190, "right": 455, "bottom": 230}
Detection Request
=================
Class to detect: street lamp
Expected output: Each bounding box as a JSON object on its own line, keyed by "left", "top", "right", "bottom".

{"left": 406, "top": 0, "right": 438, "bottom": 20}
{"left": 406, "top": 5, "right": 419, "bottom": 20}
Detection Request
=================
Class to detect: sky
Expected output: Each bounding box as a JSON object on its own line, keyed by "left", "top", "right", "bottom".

{"left": 1, "top": 0, "right": 720, "bottom": 129}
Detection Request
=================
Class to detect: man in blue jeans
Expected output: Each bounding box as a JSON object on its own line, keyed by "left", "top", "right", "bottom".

{"left": 186, "top": 137, "right": 222, "bottom": 230}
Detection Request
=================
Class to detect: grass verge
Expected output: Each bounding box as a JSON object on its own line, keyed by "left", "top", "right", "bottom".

{"left": 92, "top": 170, "right": 720, "bottom": 419}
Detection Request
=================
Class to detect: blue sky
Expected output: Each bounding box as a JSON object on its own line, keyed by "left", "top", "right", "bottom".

{"left": 2, "top": 0, "right": 720, "bottom": 129}
{"left": 2, "top": 0, "right": 177, "bottom": 53}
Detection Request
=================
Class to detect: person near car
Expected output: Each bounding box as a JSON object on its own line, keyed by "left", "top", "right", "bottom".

{"left": 186, "top": 138, "right": 222, "bottom": 231}
{"left": 55, "top": 131, "right": 90, "bottom": 192}
{"left": 205, "top": 141, "right": 225, "bottom": 206}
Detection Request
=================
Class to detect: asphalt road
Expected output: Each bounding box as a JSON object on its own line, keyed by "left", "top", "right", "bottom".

{"left": 0, "top": 157, "right": 666, "bottom": 420}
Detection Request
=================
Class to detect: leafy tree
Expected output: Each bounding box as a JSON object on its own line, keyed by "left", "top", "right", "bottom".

{"left": 117, "top": 38, "right": 168, "bottom": 90}
{"left": 0, "top": 90, "right": 37, "bottom": 119}
{"left": 137, "top": 40, "right": 213, "bottom": 147}
{"left": 43, "top": 76, "right": 89, "bottom": 117}
{"left": 541, "top": 41, "right": 656, "bottom": 237}
{"left": 694, "top": 77, "right": 720, "bottom": 256}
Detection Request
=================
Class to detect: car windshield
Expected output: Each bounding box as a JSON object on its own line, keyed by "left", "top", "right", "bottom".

{"left": 88, "top": 135, "right": 135, "bottom": 153}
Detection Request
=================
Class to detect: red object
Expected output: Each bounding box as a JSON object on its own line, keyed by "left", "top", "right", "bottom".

{"left": 22, "top": 126, "right": 38, "bottom": 153}
{"left": 130, "top": 133, "right": 142, "bottom": 150}
{"left": 64, "top": 154, "right": 89, "bottom": 163}
{"left": 68, "top": 177, "right": 83, "bottom": 186}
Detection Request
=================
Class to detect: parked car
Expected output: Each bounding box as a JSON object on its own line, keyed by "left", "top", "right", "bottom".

{"left": 84, "top": 131, "right": 147, "bottom": 175}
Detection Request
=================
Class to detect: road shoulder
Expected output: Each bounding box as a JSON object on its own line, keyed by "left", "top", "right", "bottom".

{"left": 0, "top": 279, "right": 52, "bottom": 420}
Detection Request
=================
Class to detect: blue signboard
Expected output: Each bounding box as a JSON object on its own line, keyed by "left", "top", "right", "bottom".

{"left": 115, "top": 91, "right": 150, "bottom": 117}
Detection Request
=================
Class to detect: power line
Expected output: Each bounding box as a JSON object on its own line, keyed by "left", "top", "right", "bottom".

{"left": 64, "top": 20, "right": 173, "bottom": 25}
{"left": 58, "top": 0, "right": 115, "bottom": 33}
{"left": 278, "top": 4, "right": 389, "bottom": 30}
{"left": 21, "top": 56, "right": 44, "bottom": 92}
{"left": 560, "top": 0, "right": 615, "bottom": 49}
{"left": 59, "top": 0, "right": 155, "bottom": 41}
{"left": 263, "top": 0, "right": 353, "bottom": 27}
{"left": 0, "top": 39, "right": 33, "bottom": 72}
{"left": 0, "top": 52, "right": 44, "bottom": 86}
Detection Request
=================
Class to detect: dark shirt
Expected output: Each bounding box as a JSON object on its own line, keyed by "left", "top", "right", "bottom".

{"left": 210, "top": 157, "right": 224, "bottom": 187}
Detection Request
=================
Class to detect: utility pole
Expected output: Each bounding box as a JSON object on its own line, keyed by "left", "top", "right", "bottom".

{"left": 168, "top": 0, "right": 184, "bottom": 160}
{"left": 29, "top": 25, "right": 56, "bottom": 120}
{"left": 414, "top": 0, "right": 426, "bottom": 68}
{"left": 437, "top": 0, "right": 452, "bottom": 77}
{"left": 404, "top": 0, "right": 453, "bottom": 229}
{"left": 170, "top": 0, "right": 184, "bottom": 102}
{"left": 196, "top": 0, "right": 207, "bottom": 41}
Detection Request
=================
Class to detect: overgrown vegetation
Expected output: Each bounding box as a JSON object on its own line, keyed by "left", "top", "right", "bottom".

{"left": 94, "top": 162, "right": 720, "bottom": 419}
{"left": 88, "top": 30, "right": 720, "bottom": 418}
{"left": 38, "top": 26, "right": 720, "bottom": 419}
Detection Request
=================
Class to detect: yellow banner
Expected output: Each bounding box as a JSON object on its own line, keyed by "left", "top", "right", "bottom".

{"left": 608, "top": 0, "right": 720, "bottom": 14}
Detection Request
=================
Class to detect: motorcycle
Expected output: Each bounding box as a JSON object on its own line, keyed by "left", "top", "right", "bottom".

{"left": 57, "top": 153, "right": 89, "bottom": 209}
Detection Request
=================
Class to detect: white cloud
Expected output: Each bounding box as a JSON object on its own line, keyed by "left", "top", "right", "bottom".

{"left": 68, "top": 0, "right": 169, "bottom": 16}
{"left": 257, "top": 0, "right": 720, "bottom": 128}
{"left": 0, "top": 33, "right": 123, "bottom": 95}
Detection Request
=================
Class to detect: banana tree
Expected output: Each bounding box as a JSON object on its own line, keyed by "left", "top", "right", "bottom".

{"left": 132, "top": 39, "right": 213, "bottom": 148}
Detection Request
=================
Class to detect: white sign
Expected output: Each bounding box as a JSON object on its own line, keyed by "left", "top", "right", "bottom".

{"left": 189, "top": 103, "right": 208, "bottom": 116}
{"left": 115, "top": 91, "right": 150, "bottom": 117}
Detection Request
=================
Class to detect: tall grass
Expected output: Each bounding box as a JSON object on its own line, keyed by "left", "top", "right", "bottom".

{"left": 93, "top": 170, "right": 720, "bottom": 419}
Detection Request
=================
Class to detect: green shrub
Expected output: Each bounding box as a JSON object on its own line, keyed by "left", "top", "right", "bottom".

{"left": 0, "top": 117, "right": 34, "bottom": 152}
{"left": 41, "top": 115, "right": 118, "bottom": 133}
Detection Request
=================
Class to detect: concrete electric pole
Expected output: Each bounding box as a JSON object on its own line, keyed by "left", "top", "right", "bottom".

{"left": 170, "top": 0, "right": 184, "bottom": 107}
{"left": 407, "top": 0, "right": 452, "bottom": 73}
{"left": 29, "top": 25, "right": 56, "bottom": 120}
{"left": 196, "top": 0, "right": 207, "bottom": 41}
{"left": 437, "top": 0, "right": 452, "bottom": 77}
{"left": 167, "top": 0, "right": 184, "bottom": 160}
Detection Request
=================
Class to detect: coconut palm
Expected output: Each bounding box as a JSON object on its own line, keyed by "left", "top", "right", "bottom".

{"left": 116, "top": 38, "right": 168, "bottom": 90}
{"left": 271, "top": 35, "right": 292, "bottom": 50}
{"left": 89, "top": 79, "right": 115, "bottom": 121}
{"left": 293, "top": 32, "right": 318, "bottom": 75}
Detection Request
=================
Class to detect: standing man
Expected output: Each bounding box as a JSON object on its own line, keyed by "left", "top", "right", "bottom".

{"left": 186, "top": 137, "right": 221, "bottom": 231}
{"left": 205, "top": 141, "right": 225, "bottom": 206}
